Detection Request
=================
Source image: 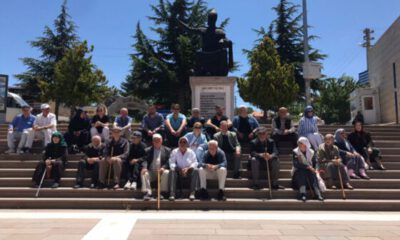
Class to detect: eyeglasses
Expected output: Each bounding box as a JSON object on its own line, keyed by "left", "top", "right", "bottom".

{"left": 194, "top": 126, "right": 202, "bottom": 129}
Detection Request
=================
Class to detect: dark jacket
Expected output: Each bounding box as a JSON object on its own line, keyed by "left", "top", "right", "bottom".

{"left": 334, "top": 140, "right": 356, "bottom": 160}
{"left": 68, "top": 110, "right": 91, "bottom": 134}
{"left": 142, "top": 145, "right": 171, "bottom": 170}
{"left": 127, "top": 142, "right": 147, "bottom": 163}
{"left": 43, "top": 144, "right": 68, "bottom": 166}
{"left": 347, "top": 131, "right": 373, "bottom": 154}
{"left": 213, "top": 131, "right": 240, "bottom": 153}
{"left": 83, "top": 143, "right": 105, "bottom": 160}
{"left": 250, "top": 138, "right": 278, "bottom": 159}
{"left": 199, "top": 149, "right": 227, "bottom": 169}
{"left": 104, "top": 137, "right": 129, "bottom": 161}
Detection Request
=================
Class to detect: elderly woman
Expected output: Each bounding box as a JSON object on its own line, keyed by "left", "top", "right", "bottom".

{"left": 318, "top": 134, "right": 353, "bottom": 189}
{"left": 297, "top": 106, "right": 324, "bottom": 151}
{"left": 348, "top": 121, "right": 385, "bottom": 170}
{"left": 64, "top": 108, "right": 91, "bottom": 153}
{"left": 334, "top": 129, "right": 370, "bottom": 179}
{"left": 292, "top": 137, "right": 324, "bottom": 202}
{"left": 184, "top": 122, "right": 208, "bottom": 152}
{"left": 32, "top": 132, "right": 68, "bottom": 188}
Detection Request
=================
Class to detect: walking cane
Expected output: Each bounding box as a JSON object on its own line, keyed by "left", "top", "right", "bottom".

{"left": 157, "top": 169, "right": 161, "bottom": 210}
{"left": 107, "top": 147, "right": 114, "bottom": 187}
{"left": 35, "top": 167, "right": 47, "bottom": 198}
{"left": 264, "top": 152, "right": 273, "bottom": 199}
{"left": 337, "top": 159, "right": 347, "bottom": 200}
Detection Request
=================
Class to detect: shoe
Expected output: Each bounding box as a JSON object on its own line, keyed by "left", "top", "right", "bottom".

{"left": 251, "top": 184, "right": 261, "bottom": 190}
{"left": 189, "top": 191, "right": 195, "bottom": 201}
{"left": 330, "top": 185, "right": 337, "bottom": 190}
{"left": 130, "top": 182, "right": 137, "bottom": 190}
{"left": 345, "top": 183, "right": 354, "bottom": 189}
{"left": 377, "top": 165, "right": 386, "bottom": 170}
{"left": 300, "top": 194, "right": 307, "bottom": 202}
{"left": 217, "top": 189, "right": 226, "bottom": 201}
{"left": 200, "top": 188, "right": 209, "bottom": 200}
{"left": 233, "top": 173, "right": 241, "bottom": 179}
{"left": 16, "top": 148, "right": 24, "bottom": 155}
{"left": 350, "top": 174, "right": 360, "bottom": 179}
{"left": 316, "top": 195, "right": 324, "bottom": 201}
{"left": 360, "top": 175, "right": 370, "bottom": 180}
{"left": 73, "top": 183, "right": 82, "bottom": 189}
{"left": 169, "top": 195, "right": 175, "bottom": 201}
{"left": 51, "top": 183, "right": 59, "bottom": 188}
{"left": 159, "top": 194, "right": 164, "bottom": 200}
{"left": 32, "top": 182, "right": 39, "bottom": 188}
{"left": 368, "top": 166, "right": 375, "bottom": 170}
{"left": 5, "top": 149, "right": 15, "bottom": 154}
{"left": 272, "top": 185, "right": 285, "bottom": 190}
{"left": 124, "top": 181, "right": 131, "bottom": 190}
{"left": 113, "top": 183, "right": 120, "bottom": 189}
{"left": 97, "top": 183, "right": 106, "bottom": 189}
{"left": 90, "top": 183, "right": 96, "bottom": 189}
{"left": 143, "top": 192, "right": 152, "bottom": 201}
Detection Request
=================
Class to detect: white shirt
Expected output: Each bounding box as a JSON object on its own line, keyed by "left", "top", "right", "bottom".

{"left": 169, "top": 148, "right": 198, "bottom": 170}
{"left": 34, "top": 113, "right": 57, "bottom": 131}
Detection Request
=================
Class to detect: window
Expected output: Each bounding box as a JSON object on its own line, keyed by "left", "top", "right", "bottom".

{"left": 363, "top": 97, "right": 373, "bottom": 110}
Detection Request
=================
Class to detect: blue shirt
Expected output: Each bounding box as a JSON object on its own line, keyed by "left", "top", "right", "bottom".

{"left": 298, "top": 116, "right": 319, "bottom": 137}
{"left": 10, "top": 114, "right": 36, "bottom": 132}
{"left": 184, "top": 132, "right": 208, "bottom": 150}
{"left": 141, "top": 113, "right": 164, "bottom": 130}
{"left": 167, "top": 113, "right": 186, "bottom": 130}
{"left": 115, "top": 116, "right": 132, "bottom": 128}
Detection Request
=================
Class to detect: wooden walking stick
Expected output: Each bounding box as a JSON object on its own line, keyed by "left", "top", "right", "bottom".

{"left": 264, "top": 152, "right": 273, "bottom": 199}
{"left": 337, "top": 159, "right": 347, "bottom": 200}
{"left": 157, "top": 169, "right": 161, "bottom": 210}
{"left": 107, "top": 147, "right": 114, "bottom": 187}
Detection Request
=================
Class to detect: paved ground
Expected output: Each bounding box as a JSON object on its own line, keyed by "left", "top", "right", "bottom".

{"left": 1, "top": 210, "right": 400, "bottom": 240}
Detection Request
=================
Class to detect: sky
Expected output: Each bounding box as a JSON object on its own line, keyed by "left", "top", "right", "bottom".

{"left": 1, "top": 0, "right": 400, "bottom": 108}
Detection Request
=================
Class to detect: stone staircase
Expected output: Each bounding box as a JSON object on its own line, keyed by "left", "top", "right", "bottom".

{"left": 1, "top": 124, "right": 400, "bottom": 210}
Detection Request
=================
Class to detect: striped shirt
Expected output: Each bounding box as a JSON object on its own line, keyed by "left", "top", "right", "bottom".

{"left": 297, "top": 116, "right": 319, "bottom": 137}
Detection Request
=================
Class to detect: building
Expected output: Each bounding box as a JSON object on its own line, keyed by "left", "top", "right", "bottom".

{"left": 358, "top": 70, "right": 369, "bottom": 86}
{"left": 351, "top": 16, "right": 400, "bottom": 124}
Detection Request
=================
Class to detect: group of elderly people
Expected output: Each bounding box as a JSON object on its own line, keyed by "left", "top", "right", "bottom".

{"left": 6, "top": 103, "right": 385, "bottom": 202}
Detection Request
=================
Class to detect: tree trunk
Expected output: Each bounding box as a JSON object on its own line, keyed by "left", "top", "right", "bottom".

{"left": 55, "top": 100, "right": 60, "bottom": 122}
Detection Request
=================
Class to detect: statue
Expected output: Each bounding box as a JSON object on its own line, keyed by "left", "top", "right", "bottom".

{"left": 179, "top": 9, "right": 233, "bottom": 76}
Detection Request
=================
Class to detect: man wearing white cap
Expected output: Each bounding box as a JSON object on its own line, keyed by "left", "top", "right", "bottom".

{"left": 26, "top": 103, "right": 57, "bottom": 151}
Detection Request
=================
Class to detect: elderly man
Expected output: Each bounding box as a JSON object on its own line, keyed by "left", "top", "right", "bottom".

{"left": 213, "top": 120, "right": 241, "bottom": 179}
{"left": 187, "top": 108, "right": 206, "bottom": 129}
{"left": 7, "top": 105, "right": 36, "bottom": 154}
{"left": 318, "top": 134, "right": 353, "bottom": 189}
{"left": 124, "top": 131, "right": 147, "bottom": 190}
{"left": 198, "top": 140, "right": 227, "bottom": 201}
{"left": 98, "top": 127, "right": 129, "bottom": 189}
{"left": 271, "top": 107, "right": 298, "bottom": 149}
{"left": 168, "top": 137, "right": 198, "bottom": 201}
{"left": 113, "top": 108, "right": 132, "bottom": 139}
{"left": 26, "top": 103, "right": 57, "bottom": 152}
{"left": 141, "top": 134, "right": 171, "bottom": 201}
{"left": 250, "top": 127, "right": 284, "bottom": 190}
{"left": 74, "top": 135, "right": 104, "bottom": 189}
{"left": 141, "top": 104, "right": 165, "bottom": 143}
{"left": 233, "top": 105, "right": 259, "bottom": 143}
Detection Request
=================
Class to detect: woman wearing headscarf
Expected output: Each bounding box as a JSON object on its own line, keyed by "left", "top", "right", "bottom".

{"left": 32, "top": 132, "right": 68, "bottom": 188}
{"left": 348, "top": 121, "right": 385, "bottom": 170}
{"left": 334, "top": 128, "right": 370, "bottom": 179}
{"left": 292, "top": 137, "right": 324, "bottom": 202}
{"left": 64, "top": 108, "right": 91, "bottom": 153}
{"left": 297, "top": 106, "right": 324, "bottom": 151}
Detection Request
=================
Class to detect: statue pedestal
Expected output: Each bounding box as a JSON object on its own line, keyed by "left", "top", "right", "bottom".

{"left": 190, "top": 76, "right": 236, "bottom": 120}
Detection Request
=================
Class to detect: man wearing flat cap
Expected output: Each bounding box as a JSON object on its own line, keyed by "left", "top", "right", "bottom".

{"left": 26, "top": 103, "right": 57, "bottom": 152}
{"left": 124, "top": 131, "right": 147, "bottom": 190}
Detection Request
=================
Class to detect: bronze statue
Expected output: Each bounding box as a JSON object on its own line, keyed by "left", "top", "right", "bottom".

{"left": 179, "top": 9, "right": 233, "bottom": 76}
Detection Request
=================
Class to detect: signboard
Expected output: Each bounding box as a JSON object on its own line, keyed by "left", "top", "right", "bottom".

{"left": 200, "top": 91, "right": 226, "bottom": 118}
{"left": 0, "top": 75, "right": 8, "bottom": 113}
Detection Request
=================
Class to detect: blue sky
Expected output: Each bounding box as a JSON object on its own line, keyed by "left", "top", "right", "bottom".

{"left": 1, "top": 0, "right": 400, "bottom": 107}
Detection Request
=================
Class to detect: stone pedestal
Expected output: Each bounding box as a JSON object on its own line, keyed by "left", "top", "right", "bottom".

{"left": 190, "top": 76, "right": 236, "bottom": 119}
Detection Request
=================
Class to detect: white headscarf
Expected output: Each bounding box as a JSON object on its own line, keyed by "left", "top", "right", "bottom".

{"left": 294, "top": 137, "right": 314, "bottom": 165}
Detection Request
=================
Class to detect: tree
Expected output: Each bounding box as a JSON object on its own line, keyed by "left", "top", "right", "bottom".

{"left": 44, "top": 41, "right": 111, "bottom": 115}
{"left": 121, "top": 0, "right": 228, "bottom": 112}
{"left": 316, "top": 76, "right": 361, "bottom": 124}
{"left": 238, "top": 36, "right": 298, "bottom": 116}
{"left": 15, "top": 0, "right": 78, "bottom": 114}
{"left": 257, "top": 0, "right": 326, "bottom": 94}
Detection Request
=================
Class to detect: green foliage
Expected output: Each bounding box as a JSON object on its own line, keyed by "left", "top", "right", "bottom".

{"left": 316, "top": 76, "right": 361, "bottom": 124}
{"left": 257, "top": 0, "right": 326, "bottom": 94}
{"left": 238, "top": 37, "right": 299, "bottom": 113}
{"left": 44, "top": 41, "right": 111, "bottom": 112}
{"left": 122, "top": 0, "right": 227, "bottom": 112}
{"left": 15, "top": 0, "right": 78, "bottom": 101}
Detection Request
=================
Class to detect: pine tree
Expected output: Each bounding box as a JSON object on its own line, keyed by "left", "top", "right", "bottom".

{"left": 46, "top": 41, "right": 110, "bottom": 115}
{"left": 238, "top": 37, "right": 298, "bottom": 115}
{"left": 260, "top": 0, "right": 326, "bottom": 94}
{"left": 15, "top": 0, "right": 78, "bottom": 114}
{"left": 122, "top": 0, "right": 226, "bottom": 112}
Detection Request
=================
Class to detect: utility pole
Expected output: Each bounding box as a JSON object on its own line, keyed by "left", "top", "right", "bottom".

{"left": 362, "top": 28, "right": 374, "bottom": 71}
{"left": 302, "top": 0, "right": 311, "bottom": 105}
